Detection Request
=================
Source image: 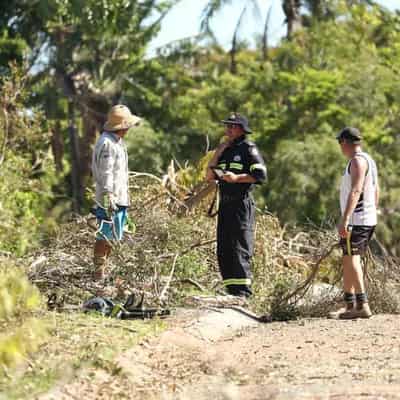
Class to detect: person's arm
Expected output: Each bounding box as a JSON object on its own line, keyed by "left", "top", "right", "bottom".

{"left": 220, "top": 144, "right": 267, "bottom": 184}
{"left": 248, "top": 145, "right": 267, "bottom": 184}
{"left": 206, "top": 142, "right": 230, "bottom": 182}
{"left": 97, "top": 141, "right": 117, "bottom": 210}
{"left": 221, "top": 172, "right": 256, "bottom": 183}
{"left": 338, "top": 156, "right": 367, "bottom": 238}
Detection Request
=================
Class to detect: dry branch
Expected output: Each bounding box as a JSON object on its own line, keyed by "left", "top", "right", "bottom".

{"left": 24, "top": 174, "right": 400, "bottom": 318}
{"left": 179, "top": 278, "right": 206, "bottom": 292}
{"left": 182, "top": 181, "right": 217, "bottom": 211}
{"left": 159, "top": 253, "right": 179, "bottom": 303}
{"left": 282, "top": 243, "right": 339, "bottom": 304}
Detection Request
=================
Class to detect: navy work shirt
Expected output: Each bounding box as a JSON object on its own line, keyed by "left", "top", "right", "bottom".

{"left": 216, "top": 135, "right": 267, "bottom": 197}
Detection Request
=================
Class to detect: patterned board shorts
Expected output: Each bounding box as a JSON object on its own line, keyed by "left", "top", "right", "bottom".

{"left": 95, "top": 206, "right": 127, "bottom": 241}
{"left": 339, "top": 225, "right": 375, "bottom": 256}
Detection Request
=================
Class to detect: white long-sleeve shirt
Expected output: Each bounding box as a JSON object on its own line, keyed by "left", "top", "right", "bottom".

{"left": 92, "top": 131, "right": 129, "bottom": 207}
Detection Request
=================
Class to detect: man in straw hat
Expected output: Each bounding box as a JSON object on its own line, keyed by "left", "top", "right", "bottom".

{"left": 329, "top": 127, "right": 379, "bottom": 319}
{"left": 92, "top": 104, "right": 141, "bottom": 280}
{"left": 206, "top": 113, "right": 267, "bottom": 298}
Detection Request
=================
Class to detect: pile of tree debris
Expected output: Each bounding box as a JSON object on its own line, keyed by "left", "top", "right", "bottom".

{"left": 24, "top": 173, "right": 400, "bottom": 319}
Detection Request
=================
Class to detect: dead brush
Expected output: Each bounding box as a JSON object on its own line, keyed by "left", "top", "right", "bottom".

{"left": 24, "top": 169, "right": 400, "bottom": 319}
{"left": 252, "top": 214, "right": 400, "bottom": 319}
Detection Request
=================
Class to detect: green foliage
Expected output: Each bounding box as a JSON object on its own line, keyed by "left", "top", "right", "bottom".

{"left": 125, "top": 120, "right": 165, "bottom": 174}
{"left": 0, "top": 267, "right": 41, "bottom": 320}
{"left": 1, "top": 1, "right": 400, "bottom": 255}
{"left": 0, "top": 65, "right": 58, "bottom": 255}
{"left": 149, "top": 3, "right": 400, "bottom": 253}
{"left": 0, "top": 265, "right": 46, "bottom": 371}
{"left": 267, "top": 135, "right": 342, "bottom": 223}
{"left": 0, "top": 31, "right": 27, "bottom": 73}
{"left": 268, "top": 277, "right": 300, "bottom": 321}
{"left": 0, "top": 154, "right": 55, "bottom": 255}
{"left": 0, "top": 311, "right": 165, "bottom": 399}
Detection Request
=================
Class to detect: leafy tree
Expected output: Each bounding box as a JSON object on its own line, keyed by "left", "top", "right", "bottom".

{"left": 0, "top": 65, "right": 57, "bottom": 255}
{"left": 2, "top": 0, "right": 400, "bottom": 256}
{"left": 200, "top": 0, "right": 261, "bottom": 72}
{"left": 266, "top": 135, "right": 343, "bottom": 224}
{"left": 0, "top": 31, "right": 27, "bottom": 74}
{"left": 1, "top": 0, "right": 178, "bottom": 211}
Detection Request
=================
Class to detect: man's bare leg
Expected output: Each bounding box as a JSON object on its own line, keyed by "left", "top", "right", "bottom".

{"left": 340, "top": 254, "right": 372, "bottom": 319}
{"left": 328, "top": 256, "right": 355, "bottom": 318}
{"left": 344, "top": 254, "right": 364, "bottom": 293}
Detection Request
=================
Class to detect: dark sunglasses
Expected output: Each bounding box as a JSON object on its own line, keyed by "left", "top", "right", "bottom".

{"left": 337, "top": 138, "right": 345, "bottom": 144}
{"left": 226, "top": 123, "right": 239, "bottom": 129}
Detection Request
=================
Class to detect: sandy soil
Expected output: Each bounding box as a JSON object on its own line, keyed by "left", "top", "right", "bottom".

{"left": 39, "top": 309, "right": 400, "bottom": 400}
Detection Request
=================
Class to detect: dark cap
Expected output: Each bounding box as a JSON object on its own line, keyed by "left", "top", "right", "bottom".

{"left": 336, "top": 127, "right": 362, "bottom": 143}
{"left": 221, "top": 113, "right": 252, "bottom": 134}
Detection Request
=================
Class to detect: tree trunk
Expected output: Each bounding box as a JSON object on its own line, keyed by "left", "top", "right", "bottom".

{"left": 79, "top": 111, "right": 99, "bottom": 202}
{"left": 77, "top": 94, "right": 109, "bottom": 206}
{"left": 230, "top": 47, "right": 237, "bottom": 75}
{"left": 50, "top": 120, "right": 64, "bottom": 174}
{"left": 282, "top": 0, "right": 302, "bottom": 40}
{"left": 229, "top": 4, "right": 248, "bottom": 74}
{"left": 262, "top": 5, "right": 273, "bottom": 61}
{"left": 67, "top": 100, "right": 82, "bottom": 213}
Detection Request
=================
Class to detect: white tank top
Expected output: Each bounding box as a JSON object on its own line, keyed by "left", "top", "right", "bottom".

{"left": 340, "top": 151, "right": 378, "bottom": 226}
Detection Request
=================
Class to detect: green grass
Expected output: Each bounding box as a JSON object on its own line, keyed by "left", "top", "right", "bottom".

{"left": 0, "top": 311, "right": 166, "bottom": 400}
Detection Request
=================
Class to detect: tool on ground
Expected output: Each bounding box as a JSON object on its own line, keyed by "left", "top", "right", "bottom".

{"left": 82, "top": 292, "right": 170, "bottom": 320}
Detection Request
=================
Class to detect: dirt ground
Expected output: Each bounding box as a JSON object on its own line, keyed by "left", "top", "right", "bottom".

{"left": 39, "top": 309, "right": 400, "bottom": 400}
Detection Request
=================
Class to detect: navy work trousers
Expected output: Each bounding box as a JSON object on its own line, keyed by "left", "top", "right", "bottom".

{"left": 217, "top": 195, "right": 255, "bottom": 296}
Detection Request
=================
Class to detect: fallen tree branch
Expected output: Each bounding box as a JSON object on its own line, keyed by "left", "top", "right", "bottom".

{"left": 159, "top": 253, "right": 179, "bottom": 303}
{"left": 282, "top": 243, "right": 339, "bottom": 305}
{"left": 180, "top": 239, "right": 216, "bottom": 256}
{"left": 179, "top": 278, "right": 206, "bottom": 292}
{"left": 181, "top": 181, "right": 217, "bottom": 211}
{"left": 129, "top": 171, "right": 163, "bottom": 183}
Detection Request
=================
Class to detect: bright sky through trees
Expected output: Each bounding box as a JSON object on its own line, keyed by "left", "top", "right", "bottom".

{"left": 149, "top": 0, "right": 400, "bottom": 53}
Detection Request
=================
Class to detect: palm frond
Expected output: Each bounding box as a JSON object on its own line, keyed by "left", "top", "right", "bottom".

{"left": 200, "top": 0, "right": 233, "bottom": 34}
{"left": 248, "top": 0, "right": 262, "bottom": 24}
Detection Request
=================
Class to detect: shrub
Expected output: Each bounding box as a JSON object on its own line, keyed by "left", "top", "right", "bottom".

{"left": 0, "top": 264, "right": 46, "bottom": 372}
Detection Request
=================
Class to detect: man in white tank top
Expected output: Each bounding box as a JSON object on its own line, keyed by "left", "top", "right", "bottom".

{"left": 329, "top": 127, "right": 379, "bottom": 320}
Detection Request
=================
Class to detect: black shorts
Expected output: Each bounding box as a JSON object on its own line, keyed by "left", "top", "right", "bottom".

{"left": 339, "top": 225, "right": 375, "bottom": 256}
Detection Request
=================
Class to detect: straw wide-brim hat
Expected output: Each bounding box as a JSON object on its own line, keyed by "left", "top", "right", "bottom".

{"left": 103, "top": 104, "right": 141, "bottom": 132}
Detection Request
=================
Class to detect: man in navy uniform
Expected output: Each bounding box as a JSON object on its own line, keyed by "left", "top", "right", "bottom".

{"left": 206, "top": 113, "right": 267, "bottom": 297}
